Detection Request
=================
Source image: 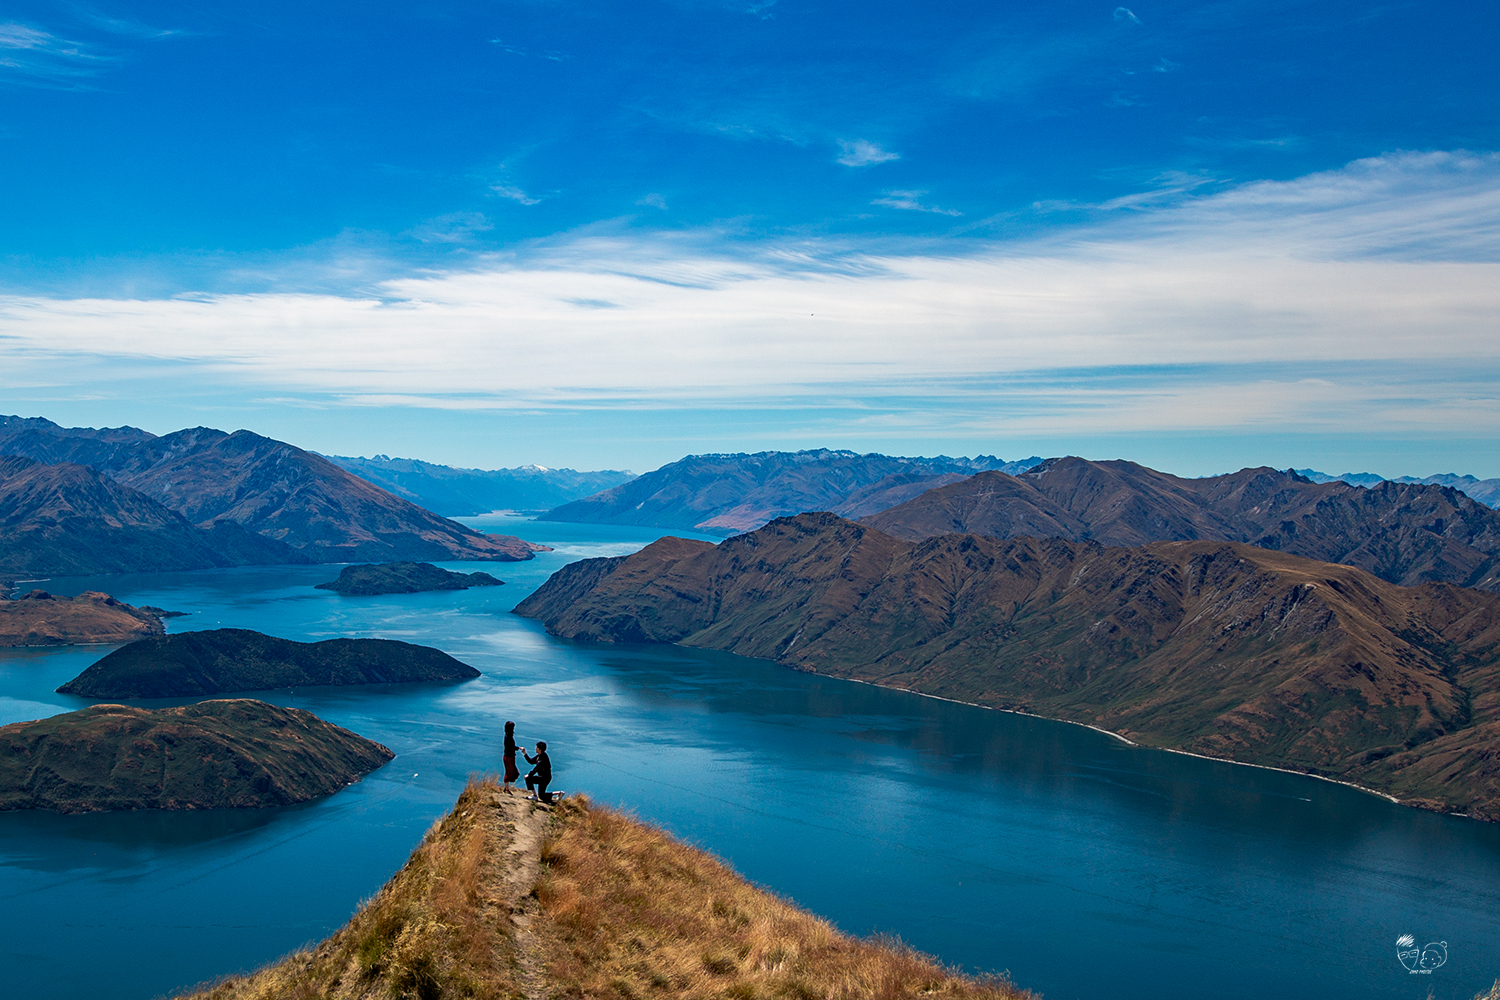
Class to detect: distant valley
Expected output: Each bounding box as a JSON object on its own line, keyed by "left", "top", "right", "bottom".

{"left": 328, "top": 454, "right": 634, "bottom": 516}
{"left": 516, "top": 512, "right": 1500, "bottom": 819}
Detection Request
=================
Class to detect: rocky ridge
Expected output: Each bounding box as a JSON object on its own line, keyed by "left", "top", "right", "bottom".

{"left": 861, "top": 457, "right": 1500, "bottom": 592}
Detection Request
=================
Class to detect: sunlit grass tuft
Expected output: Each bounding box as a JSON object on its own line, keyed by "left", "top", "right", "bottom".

{"left": 534, "top": 795, "right": 1034, "bottom": 1000}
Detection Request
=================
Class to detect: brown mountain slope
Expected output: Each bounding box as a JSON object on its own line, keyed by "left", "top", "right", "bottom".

{"left": 516, "top": 513, "right": 1500, "bottom": 819}
{"left": 0, "top": 454, "right": 301, "bottom": 578}
{"left": 862, "top": 457, "right": 1500, "bottom": 592}
{"left": 0, "top": 418, "right": 543, "bottom": 564}
{"left": 0, "top": 700, "right": 392, "bottom": 813}
{"left": 0, "top": 589, "right": 168, "bottom": 646}
{"left": 178, "top": 780, "right": 1029, "bottom": 1000}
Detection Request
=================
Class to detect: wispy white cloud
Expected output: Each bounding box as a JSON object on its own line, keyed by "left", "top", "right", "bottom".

{"left": 2, "top": 152, "right": 1498, "bottom": 442}
{"left": 0, "top": 21, "right": 114, "bottom": 84}
{"left": 408, "top": 212, "right": 494, "bottom": 244}
{"left": 1114, "top": 7, "right": 1143, "bottom": 25}
{"left": 67, "top": 7, "right": 181, "bottom": 40}
{"left": 488, "top": 38, "right": 567, "bottom": 62}
{"left": 492, "top": 184, "right": 542, "bottom": 206}
{"left": 837, "top": 139, "right": 899, "bottom": 167}
{"left": 636, "top": 193, "right": 669, "bottom": 209}
{"left": 872, "top": 190, "right": 961, "bottom": 215}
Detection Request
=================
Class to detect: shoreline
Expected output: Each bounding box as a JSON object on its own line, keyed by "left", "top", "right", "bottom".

{"left": 827, "top": 674, "right": 1435, "bottom": 814}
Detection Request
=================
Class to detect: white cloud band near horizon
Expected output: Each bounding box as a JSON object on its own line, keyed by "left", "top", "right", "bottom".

{"left": 2, "top": 151, "right": 1498, "bottom": 439}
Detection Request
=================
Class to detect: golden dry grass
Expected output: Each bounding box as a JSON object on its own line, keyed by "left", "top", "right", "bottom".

{"left": 533, "top": 795, "right": 1033, "bottom": 1000}
{"left": 177, "top": 777, "right": 523, "bottom": 1000}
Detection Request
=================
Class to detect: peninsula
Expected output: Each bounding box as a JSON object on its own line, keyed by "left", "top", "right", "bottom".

{"left": 516, "top": 513, "right": 1500, "bottom": 820}
{"left": 0, "top": 700, "right": 393, "bottom": 813}
{"left": 57, "top": 628, "right": 480, "bottom": 699}
{"left": 315, "top": 561, "right": 503, "bottom": 595}
{"left": 0, "top": 589, "right": 173, "bottom": 647}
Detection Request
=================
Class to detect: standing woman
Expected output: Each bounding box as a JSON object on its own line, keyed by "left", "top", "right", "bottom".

{"left": 502, "top": 721, "right": 521, "bottom": 794}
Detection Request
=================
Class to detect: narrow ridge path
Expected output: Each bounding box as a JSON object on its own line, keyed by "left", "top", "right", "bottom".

{"left": 482, "top": 787, "right": 554, "bottom": 1000}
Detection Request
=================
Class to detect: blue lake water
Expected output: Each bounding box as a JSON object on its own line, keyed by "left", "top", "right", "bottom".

{"left": 1, "top": 514, "right": 1497, "bottom": 1000}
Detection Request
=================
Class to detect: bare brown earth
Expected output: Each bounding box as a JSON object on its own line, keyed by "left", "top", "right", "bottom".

{"left": 0, "top": 700, "right": 393, "bottom": 813}
{"left": 177, "top": 780, "right": 1031, "bottom": 1000}
{"left": 516, "top": 513, "right": 1500, "bottom": 820}
{"left": 0, "top": 589, "right": 169, "bottom": 647}
{"left": 861, "top": 457, "right": 1500, "bottom": 592}
{"left": 0, "top": 417, "right": 545, "bottom": 565}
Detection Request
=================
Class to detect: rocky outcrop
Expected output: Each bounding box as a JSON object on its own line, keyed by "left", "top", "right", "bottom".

{"left": 0, "top": 700, "right": 393, "bottom": 812}
{"left": 516, "top": 512, "right": 1500, "bottom": 820}
{"left": 57, "top": 628, "right": 480, "bottom": 698}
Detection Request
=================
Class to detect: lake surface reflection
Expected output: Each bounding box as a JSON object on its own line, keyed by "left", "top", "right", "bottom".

{"left": 1, "top": 515, "right": 1496, "bottom": 1000}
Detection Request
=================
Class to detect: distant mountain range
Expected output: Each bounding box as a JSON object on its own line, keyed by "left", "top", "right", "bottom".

{"left": 1297, "top": 468, "right": 1500, "bottom": 507}
{"left": 538, "top": 449, "right": 1043, "bottom": 534}
{"left": 860, "top": 457, "right": 1500, "bottom": 592}
{"left": 516, "top": 512, "right": 1500, "bottom": 820}
{"left": 0, "top": 416, "right": 542, "bottom": 579}
{"left": 327, "top": 454, "right": 635, "bottom": 516}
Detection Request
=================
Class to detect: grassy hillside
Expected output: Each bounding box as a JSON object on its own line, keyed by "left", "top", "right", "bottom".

{"left": 0, "top": 589, "right": 165, "bottom": 647}
{"left": 180, "top": 779, "right": 1031, "bottom": 1000}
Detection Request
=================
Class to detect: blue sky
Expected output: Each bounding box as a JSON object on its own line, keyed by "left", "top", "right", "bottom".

{"left": 2, "top": 1, "right": 1498, "bottom": 476}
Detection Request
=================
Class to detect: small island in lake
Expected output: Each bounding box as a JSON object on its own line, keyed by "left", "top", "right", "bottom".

{"left": 0, "top": 589, "right": 179, "bottom": 647}
{"left": 0, "top": 699, "right": 393, "bottom": 813}
{"left": 57, "top": 627, "right": 481, "bottom": 699}
{"left": 315, "top": 560, "right": 504, "bottom": 596}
